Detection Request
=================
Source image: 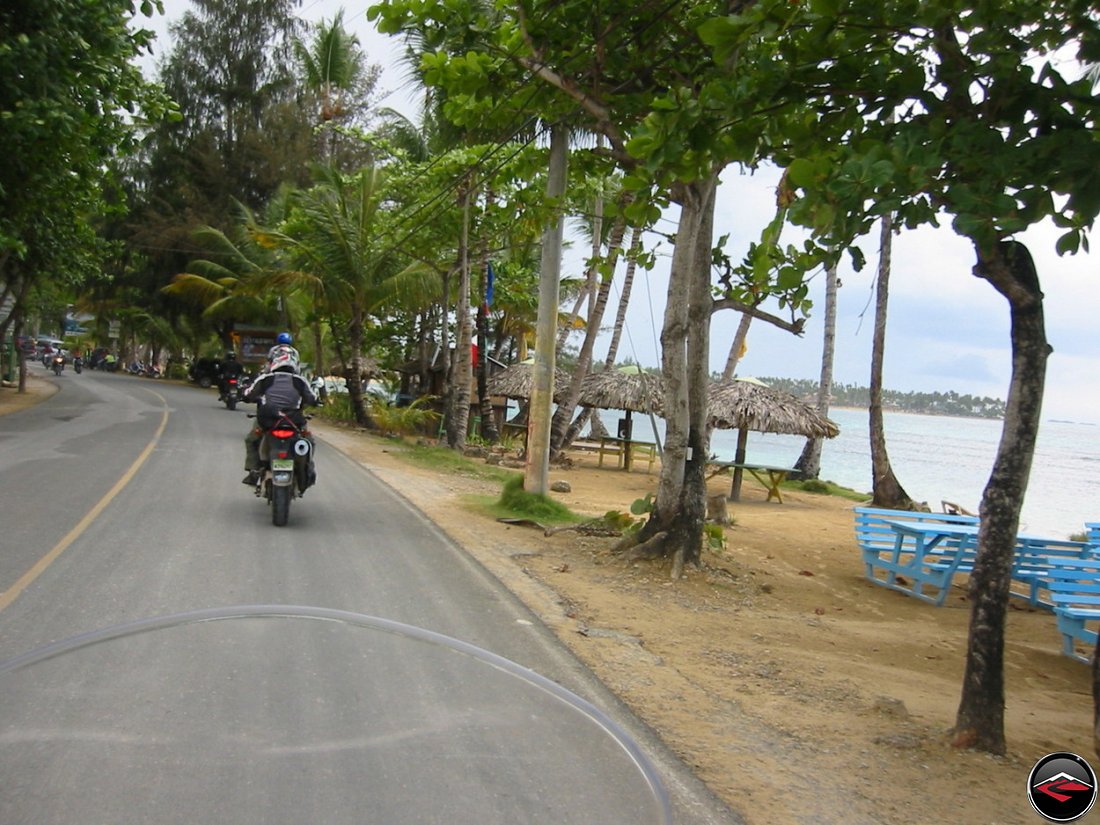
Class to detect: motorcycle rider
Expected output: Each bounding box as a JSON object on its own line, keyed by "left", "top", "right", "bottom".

{"left": 218, "top": 351, "right": 245, "bottom": 401}
{"left": 241, "top": 346, "right": 318, "bottom": 486}
{"left": 264, "top": 331, "right": 299, "bottom": 373}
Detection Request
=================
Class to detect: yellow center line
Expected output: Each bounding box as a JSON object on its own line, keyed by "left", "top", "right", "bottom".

{"left": 0, "top": 391, "right": 170, "bottom": 613}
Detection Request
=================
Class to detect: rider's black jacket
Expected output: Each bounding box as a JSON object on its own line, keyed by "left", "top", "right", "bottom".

{"left": 244, "top": 371, "right": 318, "bottom": 427}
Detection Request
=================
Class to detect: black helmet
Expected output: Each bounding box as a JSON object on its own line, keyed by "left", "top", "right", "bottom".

{"left": 226, "top": 351, "right": 236, "bottom": 360}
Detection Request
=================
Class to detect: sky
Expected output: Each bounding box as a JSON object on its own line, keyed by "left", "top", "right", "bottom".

{"left": 139, "top": 0, "right": 1099, "bottom": 424}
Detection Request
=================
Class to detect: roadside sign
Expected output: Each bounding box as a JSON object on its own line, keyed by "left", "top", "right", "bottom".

{"left": 233, "top": 325, "right": 278, "bottom": 364}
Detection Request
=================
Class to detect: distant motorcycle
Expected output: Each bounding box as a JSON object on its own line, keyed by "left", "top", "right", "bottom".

{"left": 73, "top": 356, "right": 83, "bottom": 374}
{"left": 51, "top": 354, "right": 64, "bottom": 376}
{"left": 220, "top": 376, "right": 240, "bottom": 411}
{"left": 251, "top": 412, "right": 316, "bottom": 527}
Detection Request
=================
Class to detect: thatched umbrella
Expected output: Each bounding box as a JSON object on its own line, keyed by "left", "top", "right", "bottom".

{"left": 486, "top": 362, "right": 571, "bottom": 441}
{"left": 486, "top": 362, "right": 569, "bottom": 401}
{"left": 708, "top": 378, "right": 840, "bottom": 500}
{"left": 576, "top": 367, "right": 666, "bottom": 470}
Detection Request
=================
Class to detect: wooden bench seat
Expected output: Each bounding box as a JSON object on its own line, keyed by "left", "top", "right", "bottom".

{"left": 1004, "top": 538, "right": 1094, "bottom": 609}
{"left": 1046, "top": 568, "right": 1100, "bottom": 661}
{"left": 568, "top": 438, "right": 657, "bottom": 473}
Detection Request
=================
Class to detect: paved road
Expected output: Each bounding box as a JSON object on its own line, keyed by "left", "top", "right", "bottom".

{"left": 0, "top": 371, "right": 742, "bottom": 825}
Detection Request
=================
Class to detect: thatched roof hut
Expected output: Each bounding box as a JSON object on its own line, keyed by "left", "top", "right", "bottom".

{"left": 707, "top": 380, "right": 839, "bottom": 438}
{"left": 576, "top": 368, "right": 666, "bottom": 415}
{"left": 708, "top": 378, "right": 839, "bottom": 501}
{"left": 486, "top": 362, "right": 570, "bottom": 401}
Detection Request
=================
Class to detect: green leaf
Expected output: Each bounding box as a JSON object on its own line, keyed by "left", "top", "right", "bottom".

{"left": 785, "top": 158, "right": 818, "bottom": 190}
{"left": 1055, "top": 230, "right": 1081, "bottom": 256}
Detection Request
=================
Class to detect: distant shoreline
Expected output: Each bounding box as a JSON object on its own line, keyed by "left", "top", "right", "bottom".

{"left": 826, "top": 405, "right": 1004, "bottom": 422}
{"left": 826, "top": 405, "right": 1100, "bottom": 426}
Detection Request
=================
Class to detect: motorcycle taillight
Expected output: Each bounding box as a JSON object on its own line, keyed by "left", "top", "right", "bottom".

{"left": 277, "top": 451, "right": 289, "bottom": 459}
{"left": 228, "top": 378, "right": 238, "bottom": 385}
{"left": 271, "top": 428, "right": 296, "bottom": 439}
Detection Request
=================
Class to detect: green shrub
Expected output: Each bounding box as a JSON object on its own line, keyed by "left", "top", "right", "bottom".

{"left": 369, "top": 395, "right": 440, "bottom": 438}
{"left": 315, "top": 393, "right": 357, "bottom": 423}
{"left": 166, "top": 363, "right": 189, "bottom": 381}
{"left": 496, "top": 475, "right": 575, "bottom": 521}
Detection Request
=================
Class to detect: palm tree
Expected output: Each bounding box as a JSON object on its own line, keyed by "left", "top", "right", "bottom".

{"left": 161, "top": 206, "right": 286, "bottom": 347}
{"left": 293, "top": 11, "right": 377, "bottom": 168}
{"left": 269, "top": 164, "right": 440, "bottom": 426}
{"left": 869, "top": 212, "right": 917, "bottom": 508}
{"left": 793, "top": 262, "right": 838, "bottom": 480}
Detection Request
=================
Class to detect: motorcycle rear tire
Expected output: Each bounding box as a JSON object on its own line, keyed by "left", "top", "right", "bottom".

{"left": 225, "top": 399, "right": 237, "bottom": 411}
{"left": 272, "top": 485, "right": 290, "bottom": 527}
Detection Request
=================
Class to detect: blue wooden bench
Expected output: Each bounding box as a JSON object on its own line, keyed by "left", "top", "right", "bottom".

{"left": 1044, "top": 563, "right": 1100, "bottom": 661}
{"left": 854, "top": 507, "right": 980, "bottom": 605}
{"left": 1087, "top": 522, "right": 1100, "bottom": 548}
{"left": 1005, "top": 537, "right": 1095, "bottom": 609}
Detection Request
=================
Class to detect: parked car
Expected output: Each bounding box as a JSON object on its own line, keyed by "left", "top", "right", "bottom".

{"left": 188, "top": 358, "right": 223, "bottom": 388}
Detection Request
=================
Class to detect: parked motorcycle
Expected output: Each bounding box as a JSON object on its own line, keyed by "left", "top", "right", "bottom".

{"left": 51, "top": 354, "right": 64, "bottom": 376}
{"left": 252, "top": 412, "right": 316, "bottom": 526}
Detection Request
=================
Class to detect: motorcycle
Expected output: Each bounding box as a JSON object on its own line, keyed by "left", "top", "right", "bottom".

{"left": 220, "top": 376, "right": 240, "bottom": 410}
{"left": 253, "top": 412, "right": 316, "bottom": 526}
{"left": 73, "top": 356, "right": 83, "bottom": 374}
{"left": 51, "top": 354, "right": 64, "bottom": 376}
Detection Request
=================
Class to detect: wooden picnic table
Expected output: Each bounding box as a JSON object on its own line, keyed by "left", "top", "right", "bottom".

{"left": 876, "top": 519, "right": 1089, "bottom": 608}
{"left": 707, "top": 461, "right": 797, "bottom": 503}
{"left": 571, "top": 436, "right": 657, "bottom": 472}
{"left": 880, "top": 519, "right": 982, "bottom": 604}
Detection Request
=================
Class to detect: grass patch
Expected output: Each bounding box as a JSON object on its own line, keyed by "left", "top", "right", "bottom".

{"left": 493, "top": 475, "right": 581, "bottom": 524}
{"left": 393, "top": 441, "right": 521, "bottom": 484}
{"left": 788, "top": 477, "right": 870, "bottom": 501}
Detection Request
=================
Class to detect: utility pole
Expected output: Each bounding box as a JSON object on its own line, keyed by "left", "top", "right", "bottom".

{"left": 525, "top": 123, "right": 568, "bottom": 495}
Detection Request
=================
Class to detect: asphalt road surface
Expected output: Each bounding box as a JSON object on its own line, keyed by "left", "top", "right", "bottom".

{"left": 0, "top": 370, "right": 743, "bottom": 825}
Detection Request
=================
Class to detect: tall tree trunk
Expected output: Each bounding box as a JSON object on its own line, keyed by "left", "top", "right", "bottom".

{"left": 556, "top": 136, "right": 605, "bottom": 354}
{"left": 525, "top": 124, "right": 568, "bottom": 495}
{"left": 869, "top": 213, "right": 916, "bottom": 508}
{"left": 346, "top": 308, "right": 371, "bottom": 427}
{"left": 445, "top": 188, "right": 473, "bottom": 449}
{"left": 953, "top": 240, "right": 1049, "bottom": 755}
{"left": 549, "top": 212, "right": 628, "bottom": 456}
{"left": 721, "top": 311, "right": 753, "bottom": 381}
{"left": 628, "top": 175, "right": 717, "bottom": 572}
{"left": 795, "top": 261, "right": 838, "bottom": 480}
{"left": 476, "top": 190, "right": 498, "bottom": 442}
{"left": 311, "top": 320, "right": 324, "bottom": 379}
{"left": 564, "top": 224, "right": 643, "bottom": 445}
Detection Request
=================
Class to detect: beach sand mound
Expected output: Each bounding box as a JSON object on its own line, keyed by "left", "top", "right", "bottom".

{"left": 317, "top": 423, "right": 1095, "bottom": 825}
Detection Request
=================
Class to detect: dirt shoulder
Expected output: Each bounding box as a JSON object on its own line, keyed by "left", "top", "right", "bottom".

{"left": 315, "top": 421, "right": 1096, "bottom": 825}
{"left": 0, "top": 373, "right": 58, "bottom": 415}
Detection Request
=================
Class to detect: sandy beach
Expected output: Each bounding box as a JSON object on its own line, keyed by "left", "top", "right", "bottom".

{"left": 3, "top": 377, "right": 1095, "bottom": 824}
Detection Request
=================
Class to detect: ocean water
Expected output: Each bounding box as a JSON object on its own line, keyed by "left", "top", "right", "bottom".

{"left": 600, "top": 408, "right": 1100, "bottom": 540}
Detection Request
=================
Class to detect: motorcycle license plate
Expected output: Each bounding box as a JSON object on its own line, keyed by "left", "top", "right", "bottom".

{"left": 272, "top": 459, "right": 294, "bottom": 472}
